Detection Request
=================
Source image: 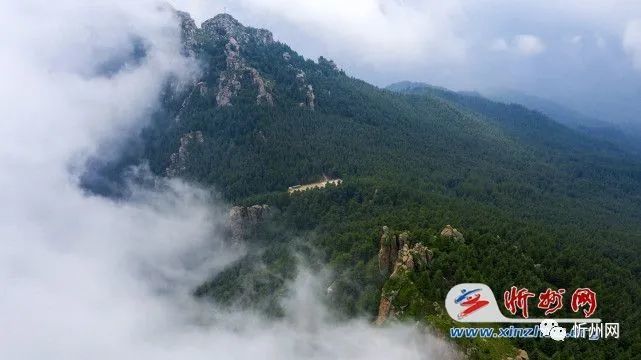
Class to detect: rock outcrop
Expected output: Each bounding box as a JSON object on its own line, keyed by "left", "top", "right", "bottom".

{"left": 378, "top": 226, "right": 392, "bottom": 275}
{"left": 202, "top": 14, "right": 273, "bottom": 46}
{"left": 506, "top": 349, "right": 529, "bottom": 360}
{"left": 440, "top": 224, "right": 464, "bottom": 241}
{"left": 166, "top": 131, "right": 204, "bottom": 177}
{"left": 374, "top": 295, "right": 394, "bottom": 325}
{"left": 305, "top": 85, "right": 316, "bottom": 110}
{"left": 391, "top": 242, "right": 432, "bottom": 278}
{"left": 318, "top": 56, "right": 339, "bottom": 71}
{"left": 294, "top": 70, "right": 315, "bottom": 110}
{"left": 172, "top": 12, "right": 334, "bottom": 111}
{"left": 376, "top": 227, "right": 433, "bottom": 325}
{"left": 175, "top": 10, "right": 198, "bottom": 57}
{"left": 173, "top": 13, "right": 275, "bottom": 108}
{"left": 228, "top": 204, "right": 271, "bottom": 243}
{"left": 214, "top": 35, "right": 273, "bottom": 107}
{"left": 378, "top": 228, "right": 432, "bottom": 277}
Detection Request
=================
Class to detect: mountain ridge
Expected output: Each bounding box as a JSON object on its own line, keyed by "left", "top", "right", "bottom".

{"left": 86, "top": 12, "right": 641, "bottom": 359}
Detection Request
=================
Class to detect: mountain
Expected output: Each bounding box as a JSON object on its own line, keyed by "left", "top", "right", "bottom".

{"left": 483, "top": 88, "right": 641, "bottom": 155}
{"left": 89, "top": 12, "right": 641, "bottom": 359}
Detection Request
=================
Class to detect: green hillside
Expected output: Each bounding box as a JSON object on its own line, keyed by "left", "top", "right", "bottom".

{"left": 95, "top": 12, "right": 641, "bottom": 359}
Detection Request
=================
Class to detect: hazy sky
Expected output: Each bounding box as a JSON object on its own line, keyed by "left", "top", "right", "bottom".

{"left": 173, "top": 0, "right": 641, "bottom": 125}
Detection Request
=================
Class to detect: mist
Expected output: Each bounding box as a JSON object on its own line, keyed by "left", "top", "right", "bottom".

{"left": 0, "top": 1, "right": 454, "bottom": 359}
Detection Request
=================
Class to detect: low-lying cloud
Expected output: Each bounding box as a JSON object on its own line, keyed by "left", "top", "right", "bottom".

{"left": 173, "top": 0, "right": 467, "bottom": 67}
{"left": 0, "top": 1, "right": 454, "bottom": 359}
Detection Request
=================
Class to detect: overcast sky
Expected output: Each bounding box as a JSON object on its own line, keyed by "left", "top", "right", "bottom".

{"left": 173, "top": 0, "right": 641, "bottom": 126}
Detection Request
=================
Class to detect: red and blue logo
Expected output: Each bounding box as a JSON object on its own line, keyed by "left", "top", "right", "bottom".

{"left": 454, "top": 288, "right": 490, "bottom": 319}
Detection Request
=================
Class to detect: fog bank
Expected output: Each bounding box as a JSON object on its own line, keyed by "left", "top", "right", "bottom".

{"left": 0, "top": 1, "right": 453, "bottom": 359}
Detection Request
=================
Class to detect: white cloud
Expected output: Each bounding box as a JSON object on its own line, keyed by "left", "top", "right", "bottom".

{"left": 623, "top": 19, "right": 641, "bottom": 70}
{"left": 514, "top": 34, "right": 546, "bottom": 55}
{"left": 173, "top": 0, "right": 468, "bottom": 67}
{"left": 489, "top": 35, "right": 545, "bottom": 56}
{"left": 0, "top": 1, "right": 455, "bottom": 359}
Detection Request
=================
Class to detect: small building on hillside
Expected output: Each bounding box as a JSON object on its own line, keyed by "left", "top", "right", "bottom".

{"left": 288, "top": 178, "right": 342, "bottom": 194}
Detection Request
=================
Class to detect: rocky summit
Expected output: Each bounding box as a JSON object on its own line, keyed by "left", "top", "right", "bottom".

{"left": 172, "top": 11, "right": 320, "bottom": 110}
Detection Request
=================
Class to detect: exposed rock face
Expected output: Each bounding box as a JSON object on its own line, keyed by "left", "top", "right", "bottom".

{"left": 166, "top": 131, "right": 204, "bottom": 177}
{"left": 173, "top": 12, "right": 334, "bottom": 111}
{"left": 229, "top": 204, "right": 271, "bottom": 243}
{"left": 376, "top": 227, "right": 433, "bottom": 325}
{"left": 215, "top": 35, "right": 273, "bottom": 107}
{"left": 507, "top": 349, "right": 529, "bottom": 360}
{"left": 201, "top": 14, "right": 273, "bottom": 46}
{"left": 374, "top": 295, "right": 394, "bottom": 325}
{"left": 391, "top": 242, "right": 433, "bottom": 278}
{"left": 249, "top": 68, "right": 273, "bottom": 106}
{"left": 319, "top": 56, "right": 339, "bottom": 71}
{"left": 411, "top": 243, "right": 431, "bottom": 269}
{"left": 378, "top": 228, "right": 432, "bottom": 277}
{"left": 175, "top": 10, "right": 198, "bottom": 56}
{"left": 440, "top": 224, "right": 464, "bottom": 241}
{"left": 215, "top": 37, "right": 242, "bottom": 107}
{"left": 305, "top": 85, "right": 316, "bottom": 110}
{"left": 391, "top": 244, "right": 414, "bottom": 277}
{"left": 170, "top": 13, "right": 275, "bottom": 108}
{"left": 294, "top": 70, "right": 315, "bottom": 110}
{"left": 378, "top": 226, "right": 392, "bottom": 276}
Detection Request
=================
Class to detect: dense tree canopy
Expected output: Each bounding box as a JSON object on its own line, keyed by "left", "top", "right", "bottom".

{"left": 92, "top": 16, "right": 641, "bottom": 359}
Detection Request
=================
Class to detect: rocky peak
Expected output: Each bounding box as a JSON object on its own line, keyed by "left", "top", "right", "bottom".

{"left": 376, "top": 226, "right": 433, "bottom": 325}
{"left": 378, "top": 228, "right": 432, "bottom": 276}
{"left": 228, "top": 204, "right": 272, "bottom": 243}
{"left": 202, "top": 14, "right": 273, "bottom": 45}
{"left": 201, "top": 15, "right": 274, "bottom": 107}
{"left": 203, "top": 14, "right": 242, "bottom": 32}
{"left": 175, "top": 10, "right": 198, "bottom": 56}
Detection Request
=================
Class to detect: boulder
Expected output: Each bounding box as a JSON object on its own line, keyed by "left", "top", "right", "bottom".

{"left": 515, "top": 349, "right": 529, "bottom": 360}
{"left": 440, "top": 224, "right": 464, "bottom": 241}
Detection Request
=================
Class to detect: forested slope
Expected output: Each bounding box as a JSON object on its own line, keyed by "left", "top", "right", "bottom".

{"left": 90, "top": 12, "right": 641, "bottom": 359}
